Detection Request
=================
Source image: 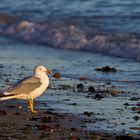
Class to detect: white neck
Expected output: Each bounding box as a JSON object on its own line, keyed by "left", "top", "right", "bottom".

{"left": 35, "top": 72, "right": 49, "bottom": 84}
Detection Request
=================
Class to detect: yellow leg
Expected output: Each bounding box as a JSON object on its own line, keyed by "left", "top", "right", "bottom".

{"left": 29, "top": 99, "right": 36, "bottom": 113}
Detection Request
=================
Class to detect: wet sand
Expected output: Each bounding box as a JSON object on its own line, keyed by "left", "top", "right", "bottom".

{"left": 0, "top": 69, "right": 140, "bottom": 140}
{"left": 0, "top": 100, "right": 91, "bottom": 140}
{"left": 0, "top": 100, "right": 139, "bottom": 140}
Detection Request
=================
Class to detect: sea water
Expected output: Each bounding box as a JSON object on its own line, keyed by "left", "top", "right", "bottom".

{"left": 0, "top": 0, "right": 140, "bottom": 60}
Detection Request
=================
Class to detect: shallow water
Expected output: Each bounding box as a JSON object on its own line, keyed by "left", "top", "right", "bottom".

{"left": 0, "top": 37, "right": 140, "bottom": 134}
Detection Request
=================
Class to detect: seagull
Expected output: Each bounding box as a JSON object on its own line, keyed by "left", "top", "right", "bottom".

{"left": 0, "top": 65, "right": 52, "bottom": 113}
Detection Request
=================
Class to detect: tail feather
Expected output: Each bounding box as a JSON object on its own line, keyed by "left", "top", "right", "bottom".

{"left": 0, "top": 95, "right": 21, "bottom": 101}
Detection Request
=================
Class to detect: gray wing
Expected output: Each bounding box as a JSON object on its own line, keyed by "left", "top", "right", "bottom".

{"left": 4, "top": 76, "right": 42, "bottom": 95}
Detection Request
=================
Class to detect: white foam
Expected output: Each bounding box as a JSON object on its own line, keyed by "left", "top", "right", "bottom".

{"left": 2, "top": 20, "right": 140, "bottom": 61}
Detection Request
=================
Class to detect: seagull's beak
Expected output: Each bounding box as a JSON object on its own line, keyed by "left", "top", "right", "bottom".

{"left": 46, "top": 69, "right": 53, "bottom": 75}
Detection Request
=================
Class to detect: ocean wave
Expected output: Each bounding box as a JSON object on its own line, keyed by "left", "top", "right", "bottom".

{"left": 0, "top": 14, "right": 140, "bottom": 61}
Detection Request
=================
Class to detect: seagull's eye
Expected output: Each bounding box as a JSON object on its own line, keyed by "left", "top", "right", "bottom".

{"left": 39, "top": 68, "right": 42, "bottom": 70}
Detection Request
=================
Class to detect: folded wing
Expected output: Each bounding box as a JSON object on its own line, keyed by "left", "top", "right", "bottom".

{"left": 3, "top": 76, "right": 42, "bottom": 95}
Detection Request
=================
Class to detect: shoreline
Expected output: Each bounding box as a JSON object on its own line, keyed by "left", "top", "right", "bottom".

{"left": 0, "top": 43, "right": 139, "bottom": 139}
{"left": 0, "top": 101, "right": 139, "bottom": 140}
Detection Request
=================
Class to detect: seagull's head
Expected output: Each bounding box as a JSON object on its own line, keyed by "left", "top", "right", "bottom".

{"left": 34, "top": 65, "right": 53, "bottom": 76}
